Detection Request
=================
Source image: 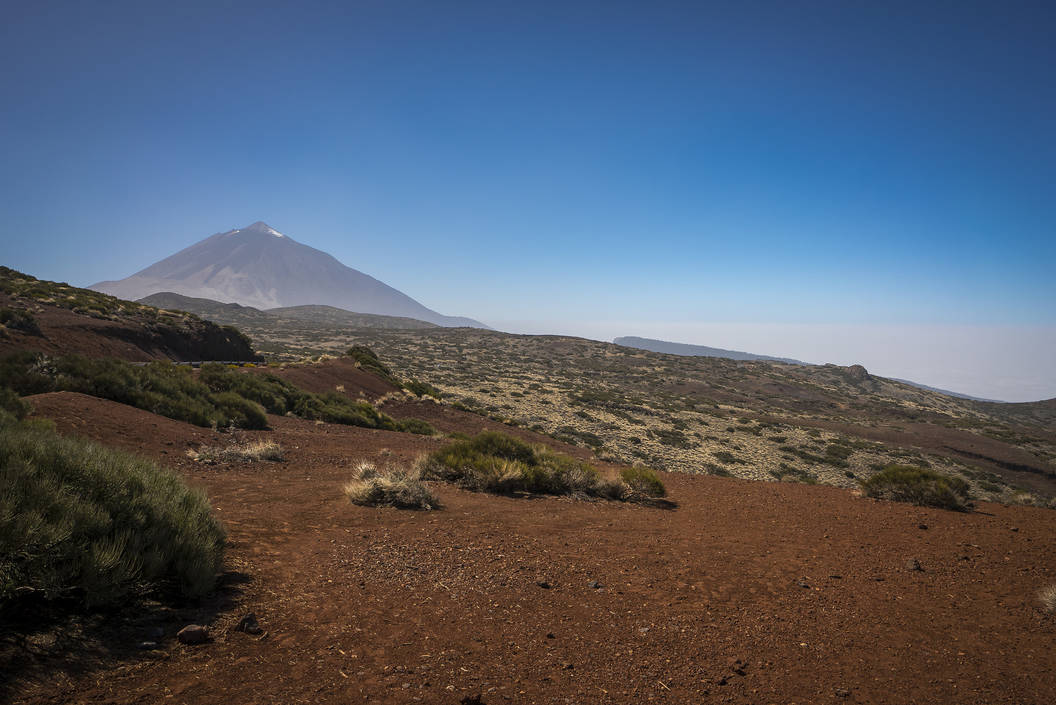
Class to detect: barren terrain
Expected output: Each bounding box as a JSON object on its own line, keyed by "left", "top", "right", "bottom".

{"left": 4, "top": 384, "right": 1054, "bottom": 705}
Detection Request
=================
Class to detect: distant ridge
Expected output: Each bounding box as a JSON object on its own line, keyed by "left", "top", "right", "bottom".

{"left": 139, "top": 292, "right": 439, "bottom": 331}
{"left": 92, "top": 221, "right": 488, "bottom": 329}
{"left": 614, "top": 335, "right": 808, "bottom": 365}
{"left": 613, "top": 335, "right": 1004, "bottom": 402}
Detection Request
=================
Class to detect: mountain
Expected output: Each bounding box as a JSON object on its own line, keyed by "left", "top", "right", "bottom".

{"left": 615, "top": 334, "right": 1004, "bottom": 402}
{"left": 614, "top": 335, "right": 808, "bottom": 365}
{"left": 91, "top": 222, "right": 487, "bottom": 328}
{"left": 138, "top": 292, "right": 439, "bottom": 331}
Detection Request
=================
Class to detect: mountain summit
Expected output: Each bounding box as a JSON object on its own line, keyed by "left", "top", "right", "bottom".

{"left": 90, "top": 222, "right": 487, "bottom": 328}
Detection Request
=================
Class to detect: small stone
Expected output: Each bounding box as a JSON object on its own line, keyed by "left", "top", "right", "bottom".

{"left": 588, "top": 581, "right": 602, "bottom": 589}
{"left": 562, "top": 662, "right": 574, "bottom": 670}
{"left": 236, "top": 612, "right": 262, "bottom": 635}
{"left": 177, "top": 624, "right": 208, "bottom": 645}
{"left": 797, "top": 579, "right": 810, "bottom": 588}
{"left": 829, "top": 574, "right": 842, "bottom": 580}
{"left": 536, "top": 581, "right": 551, "bottom": 589}
{"left": 459, "top": 695, "right": 484, "bottom": 705}
{"left": 1011, "top": 527, "right": 1019, "bottom": 532}
{"left": 906, "top": 558, "right": 923, "bottom": 572}
{"left": 918, "top": 523, "right": 928, "bottom": 530}
{"left": 836, "top": 687, "right": 850, "bottom": 697}
{"left": 728, "top": 658, "right": 748, "bottom": 676}
{"left": 546, "top": 632, "right": 555, "bottom": 639}
{"left": 137, "top": 641, "right": 158, "bottom": 650}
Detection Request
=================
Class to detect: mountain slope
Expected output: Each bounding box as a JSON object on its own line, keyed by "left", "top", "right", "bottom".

{"left": 139, "top": 292, "right": 438, "bottom": 331}
{"left": 0, "top": 266, "right": 259, "bottom": 361}
{"left": 91, "top": 222, "right": 487, "bottom": 328}
{"left": 614, "top": 335, "right": 808, "bottom": 365}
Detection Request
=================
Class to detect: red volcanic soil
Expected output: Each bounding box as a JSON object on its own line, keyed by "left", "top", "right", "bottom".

{"left": 9, "top": 389, "right": 1056, "bottom": 704}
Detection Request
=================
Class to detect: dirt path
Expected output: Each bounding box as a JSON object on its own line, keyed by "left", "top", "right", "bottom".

{"left": 11, "top": 393, "right": 1056, "bottom": 704}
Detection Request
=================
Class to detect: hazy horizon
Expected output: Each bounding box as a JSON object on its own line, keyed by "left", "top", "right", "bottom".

{"left": 2, "top": 1, "right": 1053, "bottom": 403}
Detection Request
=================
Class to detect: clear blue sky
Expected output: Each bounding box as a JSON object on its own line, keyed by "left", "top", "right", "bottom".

{"left": 1, "top": 1, "right": 1054, "bottom": 399}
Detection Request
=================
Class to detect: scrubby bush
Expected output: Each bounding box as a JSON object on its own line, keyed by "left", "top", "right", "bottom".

{"left": 405, "top": 379, "right": 442, "bottom": 399}
{"left": 0, "top": 307, "right": 41, "bottom": 335}
{"left": 0, "top": 386, "right": 30, "bottom": 420}
{"left": 347, "top": 345, "right": 401, "bottom": 387}
{"left": 0, "top": 418, "right": 225, "bottom": 606}
{"left": 860, "top": 465, "right": 972, "bottom": 511}
{"left": 345, "top": 461, "right": 439, "bottom": 509}
{"left": 188, "top": 440, "right": 284, "bottom": 464}
{"left": 423, "top": 431, "right": 661, "bottom": 502}
{"left": 396, "top": 417, "right": 435, "bottom": 435}
{"left": 620, "top": 466, "right": 667, "bottom": 497}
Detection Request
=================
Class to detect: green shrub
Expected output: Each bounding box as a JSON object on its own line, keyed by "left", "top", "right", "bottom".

{"left": 0, "top": 386, "right": 30, "bottom": 420}
{"left": 620, "top": 466, "right": 667, "bottom": 497}
{"left": 347, "top": 346, "right": 401, "bottom": 387}
{"left": 405, "top": 379, "right": 442, "bottom": 399}
{"left": 0, "top": 307, "right": 41, "bottom": 335}
{"left": 396, "top": 418, "right": 435, "bottom": 435}
{"left": 211, "top": 392, "right": 268, "bottom": 430}
{"left": 424, "top": 431, "right": 650, "bottom": 502}
{"left": 0, "top": 419, "right": 225, "bottom": 606}
{"left": 860, "top": 465, "right": 972, "bottom": 511}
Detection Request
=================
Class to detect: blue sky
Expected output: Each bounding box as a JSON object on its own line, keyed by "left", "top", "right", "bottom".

{"left": 1, "top": 1, "right": 1054, "bottom": 399}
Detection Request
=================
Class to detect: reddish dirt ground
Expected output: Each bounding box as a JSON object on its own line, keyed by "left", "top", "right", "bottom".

{"left": 9, "top": 389, "right": 1056, "bottom": 705}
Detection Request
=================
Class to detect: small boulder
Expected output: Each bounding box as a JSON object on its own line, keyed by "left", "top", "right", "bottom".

{"left": 177, "top": 624, "right": 209, "bottom": 645}
{"left": 906, "top": 558, "right": 923, "bottom": 572}
{"left": 236, "top": 612, "right": 262, "bottom": 635}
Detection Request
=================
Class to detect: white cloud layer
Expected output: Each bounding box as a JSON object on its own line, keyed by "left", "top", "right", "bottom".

{"left": 489, "top": 320, "right": 1056, "bottom": 403}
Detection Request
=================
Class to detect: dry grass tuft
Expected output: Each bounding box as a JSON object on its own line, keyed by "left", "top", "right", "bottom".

{"left": 344, "top": 460, "right": 440, "bottom": 510}
{"left": 187, "top": 440, "right": 284, "bottom": 464}
{"left": 1040, "top": 585, "right": 1056, "bottom": 613}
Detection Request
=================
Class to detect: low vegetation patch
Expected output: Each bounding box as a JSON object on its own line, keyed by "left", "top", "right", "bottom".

{"left": 860, "top": 464, "right": 972, "bottom": 511}
{"left": 0, "top": 352, "right": 422, "bottom": 434}
{"left": 1040, "top": 584, "right": 1056, "bottom": 614}
{"left": 395, "top": 417, "right": 435, "bottom": 435}
{"left": 0, "top": 416, "right": 225, "bottom": 607}
{"left": 404, "top": 379, "right": 442, "bottom": 399}
{"left": 620, "top": 466, "right": 667, "bottom": 498}
{"left": 423, "top": 431, "right": 664, "bottom": 502}
{"left": 1, "top": 386, "right": 30, "bottom": 420}
{"left": 347, "top": 345, "right": 401, "bottom": 387}
{"left": 344, "top": 461, "right": 439, "bottom": 510}
{"left": 0, "top": 307, "right": 41, "bottom": 335}
{"left": 188, "top": 440, "right": 284, "bottom": 464}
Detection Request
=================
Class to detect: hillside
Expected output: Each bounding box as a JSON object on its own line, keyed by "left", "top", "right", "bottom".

{"left": 615, "top": 335, "right": 808, "bottom": 364}
{"left": 333, "top": 328, "right": 1056, "bottom": 502}
{"left": 138, "top": 292, "right": 439, "bottom": 360}
{"left": 0, "top": 266, "right": 258, "bottom": 362}
{"left": 91, "top": 221, "right": 488, "bottom": 328}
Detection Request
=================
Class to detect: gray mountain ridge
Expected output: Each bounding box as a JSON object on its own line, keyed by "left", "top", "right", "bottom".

{"left": 614, "top": 335, "right": 1001, "bottom": 402}
{"left": 91, "top": 221, "right": 488, "bottom": 329}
